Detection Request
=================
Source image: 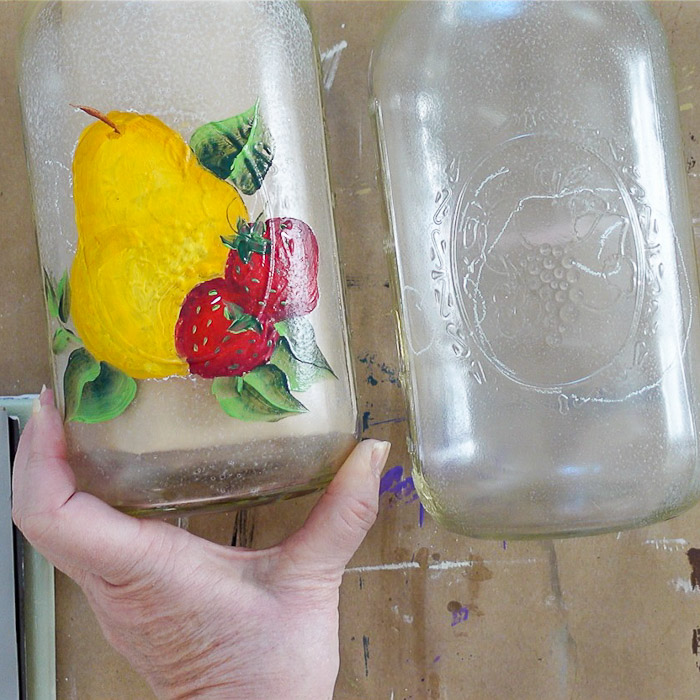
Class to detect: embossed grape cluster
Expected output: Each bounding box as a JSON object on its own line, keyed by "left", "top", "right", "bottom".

{"left": 515, "top": 243, "right": 581, "bottom": 348}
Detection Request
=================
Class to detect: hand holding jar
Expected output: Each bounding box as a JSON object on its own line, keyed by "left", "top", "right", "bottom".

{"left": 12, "top": 390, "right": 390, "bottom": 700}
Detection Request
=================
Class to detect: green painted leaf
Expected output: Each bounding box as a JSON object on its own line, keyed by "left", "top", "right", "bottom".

{"left": 224, "top": 302, "right": 264, "bottom": 334}
{"left": 270, "top": 337, "right": 333, "bottom": 392}
{"left": 243, "top": 365, "right": 307, "bottom": 414}
{"left": 190, "top": 101, "right": 274, "bottom": 195}
{"left": 275, "top": 317, "right": 336, "bottom": 377}
{"left": 52, "top": 327, "right": 80, "bottom": 354}
{"left": 221, "top": 215, "right": 269, "bottom": 263}
{"left": 43, "top": 270, "right": 59, "bottom": 319}
{"left": 228, "top": 103, "right": 274, "bottom": 195}
{"left": 212, "top": 365, "right": 307, "bottom": 422}
{"left": 212, "top": 376, "right": 286, "bottom": 422}
{"left": 57, "top": 271, "right": 71, "bottom": 323}
{"left": 64, "top": 348, "right": 137, "bottom": 423}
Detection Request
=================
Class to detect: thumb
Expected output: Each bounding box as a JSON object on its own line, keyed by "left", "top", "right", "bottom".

{"left": 12, "top": 389, "right": 154, "bottom": 584}
{"left": 281, "top": 439, "right": 390, "bottom": 579}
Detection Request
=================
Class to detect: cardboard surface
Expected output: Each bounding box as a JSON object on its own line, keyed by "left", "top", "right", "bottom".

{"left": 4, "top": 1, "right": 700, "bottom": 698}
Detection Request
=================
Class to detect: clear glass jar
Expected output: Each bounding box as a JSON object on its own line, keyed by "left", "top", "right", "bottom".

{"left": 19, "top": 0, "right": 357, "bottom": 515}
{"left": 371, "top": 0, "right": 700, "bottom": 538}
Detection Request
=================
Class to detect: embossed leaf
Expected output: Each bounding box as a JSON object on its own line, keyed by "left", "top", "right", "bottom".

{"left": 212, "top": 365, "right": 307, "bottom": 422}
{"left": 64, "top": 348, "right": 137, "bottom": 423}
{"left": 190, "top": 101, "right": 274, "bottom": 195}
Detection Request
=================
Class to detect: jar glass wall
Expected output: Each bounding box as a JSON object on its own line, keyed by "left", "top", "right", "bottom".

{"left": 371, "top": 1, "right": 700, "bottom": 538}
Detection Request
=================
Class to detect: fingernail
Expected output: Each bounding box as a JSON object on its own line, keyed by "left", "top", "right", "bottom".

{"left": 33, "top": 385, "right": 51, "bottom": 415}
{"left": 370, "top": 441, "right": 391, "bottom": 477}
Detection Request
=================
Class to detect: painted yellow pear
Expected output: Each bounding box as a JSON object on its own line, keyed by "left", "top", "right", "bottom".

{"left": 71, "top": 110, "right": 248, "bottom": 379}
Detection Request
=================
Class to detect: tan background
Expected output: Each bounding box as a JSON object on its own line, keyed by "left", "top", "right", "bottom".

{"left": 3, "top": 1, "right": 700, "bottom": 698}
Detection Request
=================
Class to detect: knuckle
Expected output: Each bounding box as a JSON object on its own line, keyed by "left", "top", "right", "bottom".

{"left": 11, "top": 504, "right": 24, "bottom": 532}
{"left": 340, "top": 495, "right": 378, "bottom": 535}
{"left": 12, "top": 507, "right": 54, "bottom": 550}
{"left": 106, "top": 523, "right": 188, "bottom": 589}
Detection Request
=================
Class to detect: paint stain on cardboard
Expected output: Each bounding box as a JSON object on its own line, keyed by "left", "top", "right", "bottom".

{"left": 693, "top": 627, "right": 700, "bottom": 671}
{"left": 362, "top": 635, "right": 370, "bottom": 677}
{"left": 447, "top": 600, "right": 469, "bottom": 627}
{"left": 427, "top": 671, "right": 441, "bottom": 697}
{"left": 691, "top": 550, "right": 700, "bottom": 671}
{"left": 407, "top": 548, "right": 431, "bottom": 686}
{"left": 362, "top": 408, "right": 406, "bottom": 432}
{"left": 358, "top": 352, "right": 400, "bottom": 385}
{"left": 461, "top": 554, "right": 493, "bottom": 617}
{"left": 687, "top": 548, "right": 700, "bottom": 589}
{"left": 413, "top": 546, "right": 431, "bottom": 570}
{"left": 379, "top": 465, "right": 418, "bottom": 503}
{"left": 379, "top": 464, "right": 427, "bottom": 526}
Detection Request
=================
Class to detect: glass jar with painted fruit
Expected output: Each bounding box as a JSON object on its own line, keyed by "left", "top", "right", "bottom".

{"left": 372, "top": 1, "right": 700, "bottom": 538}
{"left": 19, "top": 0, "right": 357, "bottom": 514}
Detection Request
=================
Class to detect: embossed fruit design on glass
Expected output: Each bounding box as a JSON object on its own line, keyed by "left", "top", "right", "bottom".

{"left": 19, "top": 0, "right": 357, "bottom": 514}
{"left": 372, "top": 1, "right": 700, "bottom": 538}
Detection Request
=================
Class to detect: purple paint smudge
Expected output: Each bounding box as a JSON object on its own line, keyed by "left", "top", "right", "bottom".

{"left": 451, "top": 606, "right": 469, "bottom": 627}
{"left": 433, "top": 655, "right": 441, "bottom": 664}
{"left": 379, "top": 465, "right": 418, "bottom": 503}
{"left": 379, "top": 465, "right": 403, "bottom": 496}
{"left": 379, "top": 465, "right": 424, "bottom": 526}
{"left": 503, "top": 540, "right": 507, "bottom": 550}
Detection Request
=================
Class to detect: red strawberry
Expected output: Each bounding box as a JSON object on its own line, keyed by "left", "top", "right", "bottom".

{"left": 221, "top": 216, "right": 319, "bottom": 322}
{"left": 175, "top": 278, "right": 278, "bottom": 378}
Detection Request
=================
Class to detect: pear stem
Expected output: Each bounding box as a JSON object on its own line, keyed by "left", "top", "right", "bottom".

{"left": 71, "top": 104, "right": 120, "bottom": 134}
